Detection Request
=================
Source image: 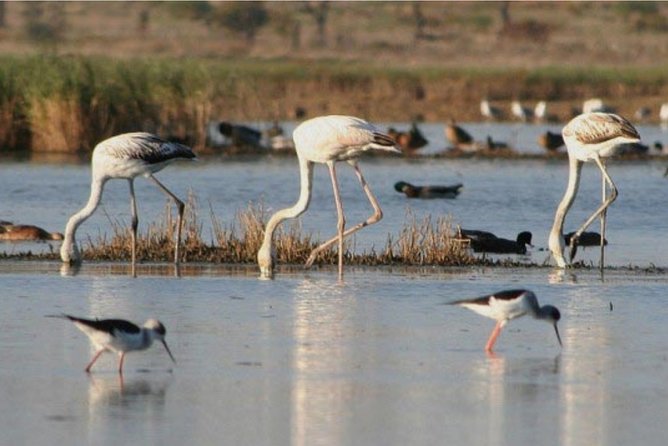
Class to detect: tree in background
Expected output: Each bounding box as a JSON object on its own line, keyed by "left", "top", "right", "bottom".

{"left": 413, "top": 2, "right": 427, "bottom": 42}
{"left": 0, "top": 1, "right": 6, "bottom": 28}
{"left": 303, "top": 1, "right": 329, "bottom": 47}
{"left": 22, "top": 2, "right": 67, "bottom": 47}
{"left": 216, "top": 2, "right": 268, "bottom": 45}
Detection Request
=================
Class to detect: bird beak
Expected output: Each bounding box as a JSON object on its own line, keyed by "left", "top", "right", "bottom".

{"left": 162, "top": 340, "right": 177, "bottom": 363}
{"left": 553, "top": 323, "right": 563, "bottom": 347}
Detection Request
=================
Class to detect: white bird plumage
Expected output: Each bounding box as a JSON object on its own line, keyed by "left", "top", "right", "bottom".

{"left": 52, "top": 314, "right": 176, "bottom": 374}
{"left": 449, "top": 289, "right": 562, "bottom": 352}
{"left": 511, "top": 100, "right": 533, "bottom": 122}
{"left": 480, "top": 99, "right": 502, "bottom": 120}
{"left": 549, "top": 112, "right": 641, "bottom": 268}
{"left": 60, "top": 132, "right": 196, "bottom": 269}
{"left": 257, "top": 115, "right": 401, "bottom": 279}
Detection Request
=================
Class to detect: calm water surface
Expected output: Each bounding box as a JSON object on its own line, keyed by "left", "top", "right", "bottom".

{"left": 0, "top": 264, "right": 667, "bottom": 446}
{"left": 0, "top": 122, "right": 667, "bottom": 445}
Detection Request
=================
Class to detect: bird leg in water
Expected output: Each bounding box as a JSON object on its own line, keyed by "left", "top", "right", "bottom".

{"left": 485, "top": 321, "right": 504, "bottom": 352}
{"left": 118, "top": 352, "right": 127, "bottom": 374}
{"left": 328, "top": 162, "right": 345, "bottom": 278}
{"left": 129, "top": 180, "right": 138, "bottom": 272}
{"left": 304, "top": 163, "right": 383, "bottom": 269}
{"left": 85, "top": 350, "right": 105, "bottom": 373}
{"left": 149, "top": 175, "right": 185, "bottom": 265}
{"left": 568, "top": 157, "right": 618, "bottom": 263}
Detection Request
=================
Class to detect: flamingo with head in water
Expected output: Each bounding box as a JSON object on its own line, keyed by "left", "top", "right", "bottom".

{"left": 548, "top": 112, "right": 640, "bottom": 269}
{"left": 257, "top": 115, "right": 401, "bottom": 279}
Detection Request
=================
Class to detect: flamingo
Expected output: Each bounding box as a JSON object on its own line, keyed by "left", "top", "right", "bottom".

{"left": 61, "top": 132, "right": 196, "bottom": 268}
{"left": 257, "top": 115, "right": 401, "bottom": 279}
{"left": 548, "top": 113, "right": 640, "bottom": 269}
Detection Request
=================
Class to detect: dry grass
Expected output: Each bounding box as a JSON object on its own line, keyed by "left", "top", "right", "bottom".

{"left": 25, "top": 192, "right": 477, "bottom": 267}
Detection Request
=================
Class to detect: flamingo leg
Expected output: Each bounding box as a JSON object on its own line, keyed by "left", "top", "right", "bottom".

{"left": 568, "top": 157, "right": 617, "bottom": 264}
{"left": 485, "top": 321, "right": 504, "bottom": 352}
{"left": 327, "top": 162, "right": 345, "bottom": 277}
{"left": 128, "top": 180, "right": 138, "bottom": 266}
{"left": 305, "top": 162, "right": 383, "bottom": 268}
{"left": 149, "top": 175, "right": 185, "bottom": 265}
{"left": 600, "top": 173, "right": 607, "bottom": 271}
{"left": 85, "top": 350, "right": 105, "bottom": 373}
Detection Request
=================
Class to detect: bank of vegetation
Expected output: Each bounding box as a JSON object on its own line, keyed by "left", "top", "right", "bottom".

{"left": 2, "top": 55, "right": 668, "bottom": 154}
{"left": 6, "top": 194, "right": 477, "bottom": 266}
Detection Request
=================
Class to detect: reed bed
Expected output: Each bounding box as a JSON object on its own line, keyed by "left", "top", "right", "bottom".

{"left": 21, "top": 192, "right": 476, "bottom": 266}
{"left": 3, "top": 55, "right": 668, "bottom": 154}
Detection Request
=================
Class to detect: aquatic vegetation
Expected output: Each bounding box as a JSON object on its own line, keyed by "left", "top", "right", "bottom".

{"left": 6, "top": 192, "right": 477, "bottom": 266}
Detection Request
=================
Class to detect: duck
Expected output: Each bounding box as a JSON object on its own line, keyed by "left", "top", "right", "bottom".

{"left": 459, "top": 229, "right": 533, "bottom": 254}
{"left": 564, "top": 231, "right": 608, "bottom": 260}
{"left": 387, "top": 122, "right": 429, "bottom": 153}
{"left": 538, "top": 131, "right": 565, "bottom": 152}
{"left": 486, "top": 135, "right": 509, "bottom": 150}
{"left": 218, "top": 121, "right": 263, "bottom": 148}
{"left": 445, "top": 119, "right": 473, "bottom": 148}
{"left": 394, "top": 181, "right": 463, "bottom": 199}
{"left": 564, "top": 231, "right": 607, "bottom": 247}
{"left": 0, "top": 224, "right": 64, "bottom": 241}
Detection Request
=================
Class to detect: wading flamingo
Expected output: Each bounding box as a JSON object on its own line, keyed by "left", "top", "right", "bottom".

{"left": 548, "top": 113, "right": 640, "bottom": 269}
{"left": 257, "top": 115, "right": 401, "bottom": 279}
{"left": 60, "top": 132, "right": 195, "bottom": 268}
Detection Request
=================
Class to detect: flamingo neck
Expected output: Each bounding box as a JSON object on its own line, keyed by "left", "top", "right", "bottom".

{"left": 61, "top": 176, "right": 107, "bottom": 263}
{"left": 549, "top": 156, "right": 582, "bottom": 268}
{"left": 257, "top": 157, "right": 313, "bottom": 277}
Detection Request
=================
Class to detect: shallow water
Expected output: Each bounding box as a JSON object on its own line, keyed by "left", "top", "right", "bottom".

{"left": 0, "top": 264, "right": 667, "bottom": 446}
{"left": 0, "top": 135, "right": 666, "bottom": 267}
{"left": 1, "top": 122, "right": 667, "bottom": 444}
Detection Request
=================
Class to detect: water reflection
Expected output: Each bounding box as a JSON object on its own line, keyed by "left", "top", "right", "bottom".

{"left": 87, "top": 374, "right": 171, "bottom": 419}
{"left": 472, "top": 354, "right": 563, "bottom": 445}
{"left": 290, "top": 277, "right": 354, "bottom": 446}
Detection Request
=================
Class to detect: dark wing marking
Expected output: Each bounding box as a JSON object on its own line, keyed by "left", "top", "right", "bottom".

{"left": 107, "top": 133, "right": 196, "bottom": 164}
{"left": 449, "top": 289, "right": 529, "bottom": 306}
{"left": 64, "top": 315, "right": 141, "bottom": 336}
{"left": 373, "top": 131, "right": 399, "bottom": 147}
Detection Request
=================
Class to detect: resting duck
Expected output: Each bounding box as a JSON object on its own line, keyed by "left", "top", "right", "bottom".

{"left": 538, "top": 131, "right": 565, "bottom": 152}
{"left": 218, "top": 121, "right": 263, "bottom": 148}
{"left": 564, "top": 231, "right": 608, "bottom": 261}
{"left": 459, "top": 229, "right": 533, "bottom": 254}
{"left": 394, "top": 181, "right": 463, "bottom": 199}
{"left": 0, "top": 224, "right": 64, "bottom": 241}
{"left": 445, "top": 119, "right": 473, "bottom": 148}
{"left": 564, "top": 231, "right": 607, "bottom": 247}
{"left": 387, "top": 122, "right": 429, "bottom": 153}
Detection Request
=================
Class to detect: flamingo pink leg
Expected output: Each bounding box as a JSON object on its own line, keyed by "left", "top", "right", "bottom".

{"left": 304, "top": 162, "right": 383, "bottom": 269}
{"left": 485, "top": 321, "right": 504, "bottom": 352}
{"left": 85, "top": 350, "right": 105, "bottom": 373}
